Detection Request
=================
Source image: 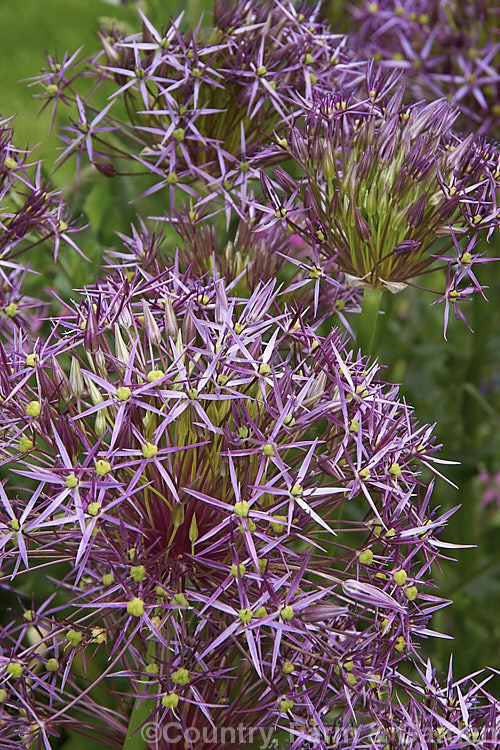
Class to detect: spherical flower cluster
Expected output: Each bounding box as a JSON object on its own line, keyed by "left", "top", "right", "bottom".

{"left": 1, "top": 256, "right": 492, "bottom": 747}
{"left": 29, "top": 1, "right": 358, "bottom": 206}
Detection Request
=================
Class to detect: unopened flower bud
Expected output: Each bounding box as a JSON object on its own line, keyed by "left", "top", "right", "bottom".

{"left": 393, "top": 569, "right": 407, "bottom": 586}
{"left": 70, "top": 358, "right": 84, "bottom": 398}
{"left": 142, "top": 300, "right": 162, "bottom": 346}
{"left": 163, "top": 297, "right": 179, "bottom": 338}
{"left": 114, "top": 324, "right": 130, "bottom": 365}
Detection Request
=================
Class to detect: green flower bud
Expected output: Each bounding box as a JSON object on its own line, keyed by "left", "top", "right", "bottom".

{"left": 91, "top": 627, "right": 106, "bottom": 643}
{"left": 349, "top": 419, "right": 359, "bottom": 433}
{"left": 45, "top": 658, "right": 59, "bottom": 672}
{"left": 70, "top": 357, "right": 84, "bottom": 397}
{"left": 102, "top": 573, "right": 115, "bottom": 586}
{"left": 270, "top": 515, "right": 287, "bottom": 534}
{"left": 116, "top": 386, "right": 132, "bottom": 401}
{"left": 147, "top": 369, "right": 164, "bottom": 383}
{"left": 87, "top": 502, "right": 101, "bottom": 516}
{"left": 18, "top": 436, "right": 34, "bottom": 452}
{"left": 263, "top": 442, "right": 276, "bottom": 456}
{"left": 405, "top": 585, "right": 418, "bottom": 601}
{"left": 389, "top": 462, "right": 402, "bottom": 477}
{"left": 282, "top": 661, "right": 294, "bottom": 674}
{"left": 172, "top": 592, "right": 189, "bottom": 607}
{"left": 25, "top": 400, "right": 41, "bottom": 417}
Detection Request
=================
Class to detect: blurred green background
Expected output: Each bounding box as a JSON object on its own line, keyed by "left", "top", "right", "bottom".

{"left": 0, "top": 0, "right": 135, "bottom": 167}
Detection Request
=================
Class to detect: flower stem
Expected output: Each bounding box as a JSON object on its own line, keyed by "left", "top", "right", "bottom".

{"left": 356, "top": 287, "right": 383, "bottom": 356}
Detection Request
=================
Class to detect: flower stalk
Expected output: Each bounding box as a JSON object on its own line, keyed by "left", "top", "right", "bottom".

{"left": 356, "top": 286, "right": 383, "bottom": 356}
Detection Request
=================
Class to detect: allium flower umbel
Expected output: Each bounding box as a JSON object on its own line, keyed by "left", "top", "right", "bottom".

{"left": 30, "top": 0, "right": 357, "bottom": 203}
{"left": 260, "top": 87, "right": 500, "bottom": 292}
{"left": 0, "top": 262, "right": 484, "bottom": 748}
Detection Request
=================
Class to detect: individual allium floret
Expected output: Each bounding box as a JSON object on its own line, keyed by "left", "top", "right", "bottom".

{"left": 344, "top": 0, "right": 500, "bottom": 138}
{"left": 29, "top": 1, "right": 359, "bottom": 204}
{"left": 0, "top": 262, "right": 464, "bottom": 747}
{"left": 256, "top": 85, "right": 499, "bottom": 294}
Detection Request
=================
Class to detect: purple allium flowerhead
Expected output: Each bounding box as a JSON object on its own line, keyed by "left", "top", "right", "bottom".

{"left": 30, "top": 2, "right": 359, "bottom": 202}
{"left": 344, "top": 0, "right": 500, "bottom": 138}
{"left": 256, "top": 83, "right": 500, "bottom": 294}
{"left": 0, "top": 255, "right": 476, "bottom": 747}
